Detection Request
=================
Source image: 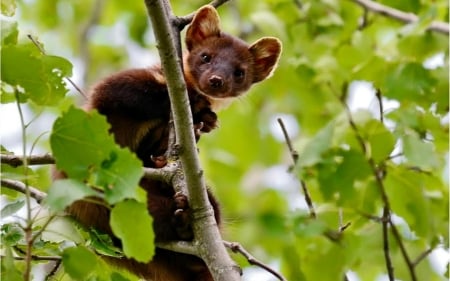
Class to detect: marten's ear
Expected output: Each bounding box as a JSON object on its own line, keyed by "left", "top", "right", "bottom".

{"left": 249, "top": 37, "right": 282, "bottom": 83}
{"left": 186, "top": 5, "right": 221, "bottom": 51}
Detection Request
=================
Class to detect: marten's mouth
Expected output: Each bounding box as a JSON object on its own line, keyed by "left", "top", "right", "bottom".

{"left": 199, "top": 86, "right": 234, "bottom": 99}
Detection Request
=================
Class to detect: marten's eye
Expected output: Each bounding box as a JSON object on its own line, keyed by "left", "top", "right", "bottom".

{"left": 201, "top": 53, "right": 211, "bottom": 63}
{"left": 234, "top": 68, "right": 245, "bottom": 79}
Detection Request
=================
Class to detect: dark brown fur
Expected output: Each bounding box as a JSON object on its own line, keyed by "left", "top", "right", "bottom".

{"left": 56, "top": 5, "right": 281, "bottom": 281}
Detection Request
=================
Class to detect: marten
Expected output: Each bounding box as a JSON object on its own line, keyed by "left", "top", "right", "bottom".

{"left": 55, "top": 5, "right": 281, "bottom": 281}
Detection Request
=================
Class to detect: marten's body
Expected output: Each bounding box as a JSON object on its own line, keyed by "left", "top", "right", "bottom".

{"left": 57, "top": 5, "right": 281, "bottom": 281}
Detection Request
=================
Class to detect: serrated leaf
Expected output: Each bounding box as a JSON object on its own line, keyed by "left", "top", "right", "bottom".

{"left": 402, "top": 132, "right": 439, "bottom": 170}
{"left": 1, "top": 19, "right": 17, "bottom": 45}
{"left": 50, "top": 107, "right": 143, "bottom": 204}
{"left": 50, "top": 107, "right": 113, "bottom": 179}
{"left": 0, "top": 44, "right": 71, "bottom": 105}
{"left": 62, "top": 246, "right": 97, "bottom": 280}
{"left": 44, "top": 179, "right": 97, "bottom": 212}
{"left": 110, "top": 200, "right": 154, "bottom": 262}
{"left": 1, "top": 0, "right": 16, "bottom": 16}
{"left": 0, "top": 199, "right": 24, "bottom": 218}
{"left": 383, "top": 62, "right": 437, "bottom": 102}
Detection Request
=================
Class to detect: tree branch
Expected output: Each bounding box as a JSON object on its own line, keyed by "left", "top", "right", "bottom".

{"left": 277, "top": 118, "right": 316, "bottom": 219}
{"left": 156, "top": 241, "right": 198, "bottom": 257}
{"left": 224, "top": 241, "right": 287, "bottom": 281}
{"left": 174, "top": 0, "right": 230, "bottom": 28}
{"left": 143, "top": 1, "right": 241, "bottom": 280}
{"left": 412, "top": 247, "right": 434, "bottom": 267}
{"left": 338, "top": 85, "right": 419, "bottom": 281}
{"left": 1, "top": 153, "right": 176, "bottom": 184}
{"left": 1, "top": 179, "right": 47, "bottom": 203}
{"left": 1, "top": 255, "right": 61, "bottom": 261}
{"left": 350, "top": 0, "right": 449, "bottom": 35}
{"left": 1, "top": 153, "right": 55, "bottom": 167}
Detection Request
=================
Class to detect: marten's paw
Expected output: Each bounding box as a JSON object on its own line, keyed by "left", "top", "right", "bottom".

{"left": 197, "top": 110, "right": 218, "bottom": 133}
{"left": 172, "top": 192, "right": 193, "bottom": 240}
{"left": 150, "top": 155, "right": 167, "bottom": 168}
{"left": 191, "top": 94, "right": 218, "bottom": 134}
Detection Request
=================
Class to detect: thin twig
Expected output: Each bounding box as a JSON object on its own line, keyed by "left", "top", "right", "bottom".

{"left": 1, "top": 255, "right": 61, "bottom": 261}
{"left": 1, "top": 179, "right": 47, "bottom": 203}
{"left": 412, "top": 247, "right": 434, "bottom": 267}
{"left": 338, "top": 86, "right": 419, "bottom": 281}
{"left": 375, "top": 88, "right": 384, "bottom": 124}
{"left": 277, "top": 118, "right": 299, "bottom": 163}
{"left": 350, "top": 0, "right": 449, "bottom": 35}
{"left": 338, "top": 87, "right": 396, "bottom": 280}
{"left": 224, "top": 241, "right": 287, "bottom": 281}
{"left": 27, "top": 34, "right": 87, "bottom": 98}
{"left": 174, "top": 0, "right": 230, "bottom": 28}
{"left": 338, "top": 208, "right": 352, "bottom": 232}
{"left": 45, "top": 260, "right": 62, "bottom": 281}
{"left": 277, "top": 118, "right": 316, "bottom": 219}
{"left": 80, "top": 0, "right": 104, "bottom": 87}
{"left": 381, "top": 206, "right": 395, "bottom": 281}
{"left": 15, "top": 91, "right": 33, "bottom": 281}
{"left": 389, "top": 219, "right": 417, "bottom": 280}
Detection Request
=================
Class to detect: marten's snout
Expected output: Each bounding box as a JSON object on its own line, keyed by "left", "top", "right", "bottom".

{"left": 209, "top": 75, "right": 223, "bottom": 89}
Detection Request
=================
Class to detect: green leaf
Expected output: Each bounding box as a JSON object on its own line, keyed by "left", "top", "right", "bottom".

{"left": 110, "top": 200, "right": 154, "bottom": 263}
{"left": 1, "top": 19, "right": 17, "bottom": 45}
{"left": 0, "top": 247, "right": 22, "bottom": 281}
{"left": 292, "top": 215, "right": 327, "bottom": 238}
{"left": 383, "top": 62, "right": 437, "bottom": 103}
{"left": 1, "top": 224, "right": 24, "bottom": 246}
{"left": 402, "top": 132, "right": 439, "bottom": 170}
{"left": 96, "top": 149, "right": 143, "bottom": 204}
{"left": 62, "top": 246, "right": 98, "bottom": 280}
{"left": 51, "top": 107, "right": 113, "bottom": 179}
{"left": 1, "top": 0, "right": 16, "bottom": 16}
{"left": 0, "top": 199, "right": 24, "bottom": 218}
{"left": 45, "top": 179, "right": 97, "bottom": 212}
{"left": 385, "top": 166, "right": 433, "bottom": 238}
{"left": 0, "top": 43, "right": 71, "bottom": 105}
{"left": 89, "top": 229, "right": 123, "bottom": 257}
{"left": 361, "top": 120, "right": 396, "bottom": 162}
{"left": 50, "top": 107, "right": 143, "bottom": 204}
{"left": 111, "top": 272, "right": 132, "bottom": 281}
{"left": 298, "top": 121, "right": 335, "bottom": 167}
{"left": 317, "top": 149, "right": 371, "bottom": 204}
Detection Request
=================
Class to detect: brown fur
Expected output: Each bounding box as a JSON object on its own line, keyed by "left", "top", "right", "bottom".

{"left": 55, "top": 5, "right": 281, "bottom": 281}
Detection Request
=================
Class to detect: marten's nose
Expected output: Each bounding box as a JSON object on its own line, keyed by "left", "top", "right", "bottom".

{"left": 209, "top": 75, "right": 223, "bottom": 89}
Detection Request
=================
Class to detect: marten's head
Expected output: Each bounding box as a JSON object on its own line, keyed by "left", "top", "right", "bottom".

{"left": 184, "top": 5, "right": 282, "bottom": 108}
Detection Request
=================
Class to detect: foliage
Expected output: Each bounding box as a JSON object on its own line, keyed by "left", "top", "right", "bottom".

{"left": 1, "top": 0, "right": 448, "bottom": 281}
